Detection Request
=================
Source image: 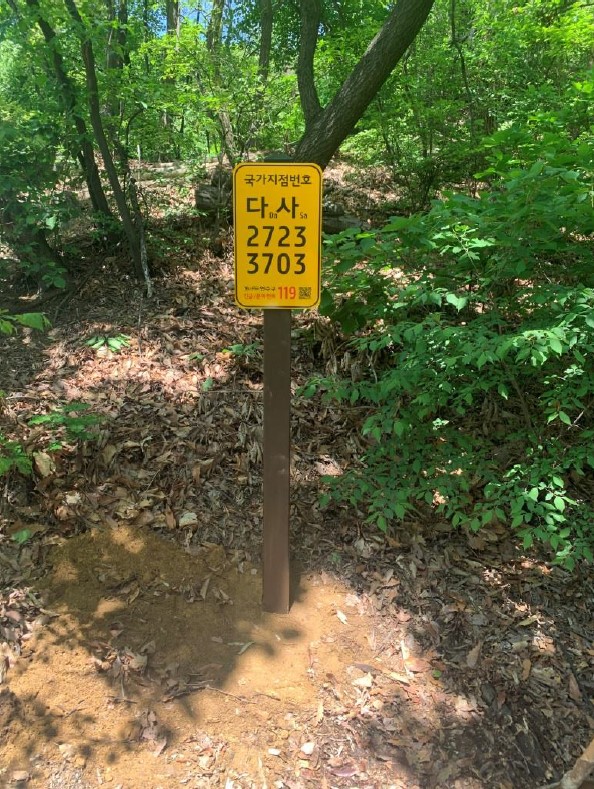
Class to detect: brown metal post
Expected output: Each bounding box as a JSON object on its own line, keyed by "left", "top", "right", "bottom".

{"left": 262, "top": 308, "right": 291, "bottom": 613}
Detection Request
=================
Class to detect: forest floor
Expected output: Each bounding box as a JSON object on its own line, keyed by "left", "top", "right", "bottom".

{"left": 1, "top": 163, "right": 593, "bottom": 789}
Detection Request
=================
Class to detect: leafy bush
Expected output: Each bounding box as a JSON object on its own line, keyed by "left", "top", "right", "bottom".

{"left": 313, "top": 124, "right": 594, "bottom": 567}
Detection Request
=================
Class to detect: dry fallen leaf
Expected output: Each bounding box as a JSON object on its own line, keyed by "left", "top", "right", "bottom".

{"left": 316, "top": 700, "right": 324, "bottom": 724}
{"left": 387, "top": 671, "right": 410, "bottom": 685}
{"left": 329, "top": 761, "right": 359, "bottom": 778}
{"left": 165, "top": 507, "right": 176, "bottom": 530}
{"left": 352, "top": 672, "right": 373, "bottom": 688}
{"left": 10, "top": 770, "right": 30, "bottom": 784}
{"left": 200, "top": 577, "right": 211, "bottom": 600}
{"left": 178, "top": 511, "right": 198, "bottom": 528}
{"left": 569, "top": 673, "right": 582, "bottom": 702}
{"left": 33, "top": 451, "right": 54, "bottom": 477}
{"left": 404, "top": 656, "right": 431, "bottom": 673}
{"left": 466, "top": 642, "right": 482, "bottom": 669}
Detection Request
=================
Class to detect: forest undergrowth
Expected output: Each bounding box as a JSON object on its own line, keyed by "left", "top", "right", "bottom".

{"left": 0, "top": 160, "right": 593, "bottom": 788}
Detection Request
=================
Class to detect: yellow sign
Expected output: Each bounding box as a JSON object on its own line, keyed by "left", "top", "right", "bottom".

{"left": 233, "top": 162, "right": 322, "bottom": 309}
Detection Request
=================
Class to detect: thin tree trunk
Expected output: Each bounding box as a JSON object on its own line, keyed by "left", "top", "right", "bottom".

{"left": 21, "top": 0, "right": 112, "bottom": 220}
{"left": 295, "top": 0, "right": 436, "bottom": 169}
{"left": 258, "top": 0, "right": 273, "bottom": 81}
{"left": 206, "top": 0, "right": 224, "bottom": 51}
{"left": 63, "top": 0, "right": 143, "bottom": 277}
{"left": 297, "top": 0, "right": 323, "bottom": 130}
{"left": 450, "top": 0, "right": 476, "bottom": 141}
{"left": 206, "top": 0, "right": 236, "bottom": 164}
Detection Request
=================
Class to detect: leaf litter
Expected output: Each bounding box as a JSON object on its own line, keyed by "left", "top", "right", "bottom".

{"left": 0, "top": 163, "right": 593, "bottom": 788}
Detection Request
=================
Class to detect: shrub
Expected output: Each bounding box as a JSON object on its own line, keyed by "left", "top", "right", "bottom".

{"left": 312, "top": 124, "right": 594, "bottom": 567}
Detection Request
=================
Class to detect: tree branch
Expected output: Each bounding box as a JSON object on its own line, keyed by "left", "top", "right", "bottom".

{"left": 295, "top": 0, "right": 435, "bottom": 168}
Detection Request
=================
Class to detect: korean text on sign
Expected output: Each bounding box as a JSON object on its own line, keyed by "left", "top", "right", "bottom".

{"left": 233, "top": 163, "right": 322, "bottom": 310}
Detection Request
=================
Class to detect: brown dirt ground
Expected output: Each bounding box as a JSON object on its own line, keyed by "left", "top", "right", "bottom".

{"left": 1, "top": 163, "right": 593, "bottom": 789}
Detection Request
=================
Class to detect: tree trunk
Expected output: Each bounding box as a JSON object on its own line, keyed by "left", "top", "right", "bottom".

{"left": 258, "top": 0, "right": 273, "bottom": 81}
{"left": 206, "top": 0, "right": 225, "bottom": 52}
{"left": 166, "top": 0, "right": 179, "bottom": 35}
{"left": 21, "top": 0, "right": 112, "bottom": 220}
{"left": 104, "top": 0, "right": 129, "bottom": 124}
{"left": 63, "top": 0, "right": 143, "bottom": 277}
{"left": 206, "top": 0, "right": 236, "bottom": 164}
{"left": 297, "top": 0, "right": 323, "bottom": 130}
{"left": 295, "top": 0, "right": 436, "bottom": 169}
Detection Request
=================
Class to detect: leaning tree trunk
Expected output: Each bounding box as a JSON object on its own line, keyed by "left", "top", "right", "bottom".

{"left": 63, "top": 0, "right": 143, "bottom": 278}
{"left": 295, "top": 0, "right": 436, "bottom": 169}
{"left": 20, "top": 0, "right": 112, "bottom": 221}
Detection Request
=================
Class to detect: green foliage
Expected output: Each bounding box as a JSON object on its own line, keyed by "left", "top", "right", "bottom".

{"left": 0, "top": 311, "right": 50, "bottom": 335}
{"left": 0, "top": 435, "right": 33, "bottom": 477}
{"left": 84, "top": 334, "right": 131, "bottom": 353}
{"left": 221, "top": 342, "right": 262, "bottom": 358}
{"left": 0, "top": 402, "right": 102, "bottom": 482}
{"left": 11, "top": 528, "right": 33, "bottom": 545}
{"left": 0, "top": 39, "right": 69, "bottom": 284}
{"left": 342, "top": 0, "right": 594, "bottom": 206}
{"left": 29, "top": 403, "right": 103, "bottom": 446}
{"left": 315, "top": 125, "right": 594, "bottom": 566}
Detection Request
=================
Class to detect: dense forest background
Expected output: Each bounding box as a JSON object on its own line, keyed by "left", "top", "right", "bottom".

{"left": 1, "top": 0, "right": 594, "bottom": 567}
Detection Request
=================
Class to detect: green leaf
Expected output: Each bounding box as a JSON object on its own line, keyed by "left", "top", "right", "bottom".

{"left": 445, "top": 293, "right": 468, "bottom": 311}
{"left": 12, "top": 528, "right": 32, "bottom": 544}
{"left": 15, "top": 313, "right": 49, "bottom": 331}
{"left": 548, "top": 336, "right": 563, "bottom": 354}
{"left": 553, "top": 496, "right": 566, "bottom": 512}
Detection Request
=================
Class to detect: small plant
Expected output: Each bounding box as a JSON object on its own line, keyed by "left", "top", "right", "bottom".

{"left": 85, "top": 333, "right": 131, "bottom": 353}
{"left": 188, "top": 352, "right": 205, "bottom": 363}
{"left": 28, "top": 402, "right": 103, "bottom": 448}
{"left": 0, "top": 310, "right": 50, "bottom": 335}
{"left": 0, "top": 435, "right": 32, "bottom": 477}
{"left": 221, "top": 342, "right": 261, "bottom": 358}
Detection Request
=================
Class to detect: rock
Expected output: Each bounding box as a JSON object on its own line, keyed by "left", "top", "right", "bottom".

{"left": 9, "top": 771, "right": 30, "bottom": 787}
{"left": 194, "top": 184, "right": 231, "bottom": 217}
{"left": 322, "top": 214, "right": 361, "bottom": 234}
{"left": 322, "top": 200, "right": 345, "bottom": 217}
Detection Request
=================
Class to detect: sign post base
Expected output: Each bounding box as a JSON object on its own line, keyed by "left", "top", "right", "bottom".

{"left": 262, "top": 308, "right": 291, "bottom": 613}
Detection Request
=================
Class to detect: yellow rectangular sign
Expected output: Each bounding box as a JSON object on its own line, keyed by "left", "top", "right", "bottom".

{"left": 233, "top": 162, "right": 322, "bottom": 309}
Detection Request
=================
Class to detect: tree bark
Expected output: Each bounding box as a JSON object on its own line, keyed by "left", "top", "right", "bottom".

{"left": 258, "top": 0, "right": 273, "bottom": 81}
{"left": 63, "top": 0, "right": 143, "bottom": 277}
{"left": 295, "top": 0, "right": 436, "bottom": 169}
{"left": 21, "top": 0, "right": 112, "bottom": 220}
{"left": 205, "top": 0, "right": 236, "bottom": 164}
{"left": 297, "top": 0, "right": 323, "bottom": 130}
{"left": 166, "top": 0, "right": 179, "bottom": 35}
{"left": 206, "top": 0, "right": 225, "bottom": 52}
